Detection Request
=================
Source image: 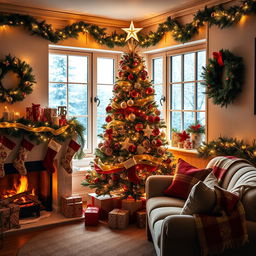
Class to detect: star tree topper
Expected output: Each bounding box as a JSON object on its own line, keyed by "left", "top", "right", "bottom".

{"left": 122, "top": 21, "right": 142, "bottom": 42}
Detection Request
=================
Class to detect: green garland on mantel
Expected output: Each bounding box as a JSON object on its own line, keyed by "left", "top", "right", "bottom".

{"left": 197, "top": 137, "right": 256, "bottom": 166}
{"left": 0, "top": 0, "right": 256, "bottom": 48}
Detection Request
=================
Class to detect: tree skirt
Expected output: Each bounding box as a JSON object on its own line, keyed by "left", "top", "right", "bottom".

{"left": 18, "top": 222, "right": 156, "bottom": 256}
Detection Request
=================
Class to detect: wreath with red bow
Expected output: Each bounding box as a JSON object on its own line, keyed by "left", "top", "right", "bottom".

{"left": 202, "top": 49, "right": 244, "bottom": 107}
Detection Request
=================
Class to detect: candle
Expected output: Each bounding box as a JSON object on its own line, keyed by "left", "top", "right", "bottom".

{"left": 2, "top": 106, "right": 9, "bottom": 121}
{"left": 14, "top": 112, "right": 20, "bottom": 121}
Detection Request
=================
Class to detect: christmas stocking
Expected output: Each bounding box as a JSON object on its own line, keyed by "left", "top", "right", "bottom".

{"left": 43, "top": 139, "right": 62, "bottom": 173}
{"left": 0, "top": 136, "right": 16, "bottom": 178}
{"left": 13, "top": 139, "right": 34, "bottom": 175}
{"left": 61, "top": 139, "right": 81, "bottom": 174}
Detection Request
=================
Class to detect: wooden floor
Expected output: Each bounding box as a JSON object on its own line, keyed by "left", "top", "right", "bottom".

{"left": 0, "top": 226, "right": 55, "bottom": 256}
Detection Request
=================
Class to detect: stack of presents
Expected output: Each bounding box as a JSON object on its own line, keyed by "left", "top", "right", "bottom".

{"left": 60, "top": 193, "right": 146, "bottom": 230}
{"left": 0, "top": 203, "right": 20, "bottom": 232}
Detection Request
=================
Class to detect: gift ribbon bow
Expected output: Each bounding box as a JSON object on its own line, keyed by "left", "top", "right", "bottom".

{"left": 213, "top": 51, "right": 224, "bottom": 66}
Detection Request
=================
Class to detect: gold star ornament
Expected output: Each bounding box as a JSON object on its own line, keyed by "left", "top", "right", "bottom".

{"left": 122, "top": 21, "right": 142, "bottom": 42}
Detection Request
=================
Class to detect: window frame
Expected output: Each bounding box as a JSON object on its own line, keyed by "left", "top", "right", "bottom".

{"left": 48, "top": 48, "right": 120, "bottom": 157}
{"left": 147, "top": 42, "right": 207, "bottom": 144}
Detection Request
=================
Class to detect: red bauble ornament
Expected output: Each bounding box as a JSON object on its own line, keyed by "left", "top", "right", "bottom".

{"left": 104, "top": 140, "right": 111, "bottom": 147}
{"left": 147, "top": 115, "right": 154, "bottom": 123}
{"left": 119, "top": 60, "right": 124, "bottom": 65}
{"left": 146, "top": 87, "right": 154, "bottom": 95}
{"left": 85, "top": 174, "right": 91, "bottom": 180}
{"left": 114, "top": 143, "right": 120, "bottom": 150}
{"left": 130, "top": 90, "right": 139, "bottom": 98}
{"left": 122, "top": 65, "right": 129, "bottom": 71}
{"left": 106, "top": 105, "right": 112, "bottom": 112}
{"left": 128, "top": 144, "right": 137, "bottom": 152}
{"left": 141, "top": 70, "right": 148, "bottom": 76}
{"left": 118, "top": 71, "right": 124, "bottom": 77}
{"left": 148, "top": 104, "right": 153, "bottom": 110}
{"left": 106, "top": 128, "right": 113, "bottom": 135}
{"left": 141, "top": 114, "right": 147, "bottom": 120}
{"left": 133, "top": 61, "right": 139, "bottom": 66}
{"left": 156, "top": 139, "right": 162, "bottom": 147}
{"left": 141, "top": 75, "right": 146, "bottom": 81}
{"left": 128, "top": 73, "right": 134, "bottom": 81}
{"left": 154, "top": 116, "right": 160, "bottom": 123}
{"left": 135, "top": 123, "right": 144, "bottom": 131}
{"left": 152, "top": 128, "right": 160, "bottom": 136}
{"left": 105, "top": 116, "right": 112, "bottom": 122}
{"left": 94, "top": 177, "right": 100, "bottom": 183}
{"left": 155, "top": 109, "right": 161, "bottom": 116}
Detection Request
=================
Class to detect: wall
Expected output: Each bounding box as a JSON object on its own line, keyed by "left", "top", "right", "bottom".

{"left": 208, "top": 13, "right": 256, "bottom": 143}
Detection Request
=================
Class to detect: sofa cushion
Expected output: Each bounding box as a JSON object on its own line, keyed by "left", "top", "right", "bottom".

{"left": 149, "top": 206, "right": 182, "bottom": 228}
{"left": 180, "top": 181, "right": 216, "bottom": 215}
{"left": 154, "top": 220, "right": 163, "bottom": 248}
{"left": 146, "top": 196, "right": 185, "bottom": 214}
{"left": 204, "top": 171, "right": 219, "bottom": 188}
{"left": 164, "top": 158, "right": 212, "bottom": 199}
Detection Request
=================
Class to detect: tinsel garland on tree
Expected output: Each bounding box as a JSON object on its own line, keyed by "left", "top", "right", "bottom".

{"left": 197, "top": 137, "right": 256, "bottom": 166}
{"left": 0, "top": 117, "right": 85, "bottom": 158}
{"left": 0, "top": 0, "right": 256, "bottom": 47}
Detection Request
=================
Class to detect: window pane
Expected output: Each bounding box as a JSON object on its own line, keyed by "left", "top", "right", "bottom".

{"left": 184, "top": 53, "right": 195, "bottom": 81}
{"left": 97, "top": 115, "right": 105, "bottom": 140}
{"left": 184, "top": 112, "right": 195, "bottom": 130}
{"left": 171, "top": 55, "right": 182, "bottom": 82}
{"left": 68, "top": 84, "right": 88, "bottom": 116}
{"left": 197, "top": 112, "right": 206, "bottom": 125}
{"left": 171, "top": 111, "right": 182, "bottom": 131}
{"left": 49, "top": 83, "right": 67, "bottom": 108}
{"left": 154, "top": 85, "right": 162, "bottom": 108}
{"left": 49, "top": 54, "right": 67, "bottom": 82}
{"left": 197, "top": 51, "right": 206, "bottom": 80}
{"left": 97, "top": 85, "right": 113, "bottom": 115}
{"left": 68, "top": 56, "right": 87, "bottom": 83}
{"left": 172, "top": 84, "right": 182, "bottom": 110}
{"left": 153, "top": 58, "right": 163, "bottom": 84}
{"left": 184, "top": 83, "right": 195, "bottom": 110}
{"left": 97, "top": 58, "right": 114, "bottom": 84}
{"left": 75, "top": 117, "right": 88, "bottom": 149}
{"left": 197, "top": 83, "right": 205, "bottom": 110}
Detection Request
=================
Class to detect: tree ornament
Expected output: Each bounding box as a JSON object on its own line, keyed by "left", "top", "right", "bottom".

{"left": 130, "top": 90, "right": 139, "bottom": 98}
{"left": 202, "top": 49, "right": 244, "bottom": 107}
{"left": 105, "top": 115, "right": 112, "bottom": 122}
{"left": 120, "top": 138, "right": 133, "bottom": 150}
{"left": 134, "top": 83, "right": 141, "bottom": 89}
{"left": 127, "top": 99, "right": 134, "bottom": 106}
{"left": 137, "top": 145, "right": 146, "bottom": 154}
{"left": 120, "top": 101, "right": 127, "bottom": 109}
{"left": 108, "top": 179, "right": 114, "bottom": 186}
{"left": 118, "top": 71, "right": 124, "bottom": 77}
{"left": 143, "top": 125, "right": 153, "bottom": 138}
{"left": 118, "top": 114, "right": 124, "bottom": 120}
{"left": 155, "top": 109, "right": 161, "bottom": 116}
{"left": 128, "top": 113, "right": 136, "bottom": 121}
{"left": 135, "top": 123, "right": 144, "bottom": 131}
{"left": 94, "top": 177, "right": 100, "bottom": 183}
{"left": 105, "top": 147, "right": 113, "bottom": 156}
{"left": 152, "top": 128, "right": 160, "bottom": 136}
{"left": 0, "top": 55, "right": 35, "bottom": 103}
{"left": 106, "top": 105, "right": 112, "bottom": 112}
{"left": 156, "top": 139, "right": 163, "bottom": 147}
{"left": 85, "top": 174, "right": 91, "bottom": 180}
{"left": 118, "top": 156, "right": 124, "bottom": 163}
{"left": 120, "top": 173, "right": 126, "bottom": 179}
{"left": 146, "top": 87, "right": 154, "bottom": 95}
{"left": 101, "top": 174, "right": 107, "bottom": 180}
{"left": 147, "top": 115, "right": 154, "bottom": 123}
{"left": 154, "top": 116, "right": 160, "bottom": 123}
{"left": 128, "top": 73, "right": 134, "bottom": 81}
{"left": 160, "top": 131, "right": 166, "bottom": 138}
{"left": 128, "top": 144, "right": 137, "bottom": 152}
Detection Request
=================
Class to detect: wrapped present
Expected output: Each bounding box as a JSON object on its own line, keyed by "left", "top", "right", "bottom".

{"left": 42, "top": 108, "right": 58, "bottom": 123}
{"left": 59, "top": 115, "right": 67, "bottom": 126}
{"left": 89, "top": 193, "right": 120, "bottom": 220}
{"left": 108, "top": 209, "right": 129, "bottom": 229}
{"left": 183, "top": 139, "right": 192, "bottom": 150}
{"left": 84, "top": 206, "right": 99, "bottom": 226}
{"left": 32, "top": 103, "right": 41, "bottom": 122}
{"left": 61, "top": 195, "right": 83, "bottom": 218}
{"left": 136, "top": 210, "right": 146, "bottom": 229}
{"left": 121, "top": 198, "right": 143, "bottom": 223}
{"left": 26, "top": 107, "right": 33, "bottom": 121}
{"left": 0, "top": 203, "right": 20, "bottom": 232}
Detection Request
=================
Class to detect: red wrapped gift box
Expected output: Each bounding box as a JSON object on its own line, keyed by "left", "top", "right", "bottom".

{"left": 84, "top": 206, "right": 99, "bottom": 226}
{"left": 89, "top": 193, "right": 121, "bottom": 220}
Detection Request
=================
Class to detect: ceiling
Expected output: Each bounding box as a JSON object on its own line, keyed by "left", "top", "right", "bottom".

{"left": 1, "top": 0, "right": 205, "bottom": 21}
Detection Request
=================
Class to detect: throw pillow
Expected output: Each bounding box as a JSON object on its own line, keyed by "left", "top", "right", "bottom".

{"left": 180, "top": 181, "right": 216, "bottom": 215}
{"left": 164, "top": 158, "right": 212, "bottom": 199}
{"left": 204, "top": 171, "right": 219, "bottom": 189}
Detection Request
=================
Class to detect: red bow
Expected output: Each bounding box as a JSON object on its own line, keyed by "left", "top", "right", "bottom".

{"left": 213, "top": 51, "right": 224, "bottom": 66}
{"left": 178, "top": 131, "right": 190, "bottom": 142}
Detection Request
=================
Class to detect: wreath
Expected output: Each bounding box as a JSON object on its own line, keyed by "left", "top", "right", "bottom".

{"left": 202, "top": 49, "right": 244, "bottom": 107}
{"left": 0, "top": 55, "right": 35, "bottom": 103}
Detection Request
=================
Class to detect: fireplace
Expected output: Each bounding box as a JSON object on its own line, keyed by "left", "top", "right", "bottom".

{"left": 0, "top": 161, "right": 52, "bottom": 218}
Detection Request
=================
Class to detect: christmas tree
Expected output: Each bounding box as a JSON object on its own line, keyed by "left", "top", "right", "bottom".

{"left": 82, "top": 49, "right": 175, "bottom": 200}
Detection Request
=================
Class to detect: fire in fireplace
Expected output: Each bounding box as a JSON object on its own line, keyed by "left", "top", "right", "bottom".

{"left": 1, "top": 175, "right": 41, "bottom": 218}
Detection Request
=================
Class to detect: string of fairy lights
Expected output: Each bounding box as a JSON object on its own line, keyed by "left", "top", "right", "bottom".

{"left": 0, "top": 0, "right": 255, "bottom": 48}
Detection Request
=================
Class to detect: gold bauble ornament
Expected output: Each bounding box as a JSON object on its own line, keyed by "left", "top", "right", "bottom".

{"left": 127, "top": 99, "right": 134, "bottom": 106}
{"left": 120, "top": 101, "right": 127, "bottom": 109}
{"left": 128, "top": 113, "right": 136, "bottom": 121}
{"left": 134, "top": 83, "right": 141, "bottom": 89}
{"left": 160, "top": 131, "right": 166, "bottom": 138}
{"left": 118, "top": 156, "right": 124, "bottom": 162}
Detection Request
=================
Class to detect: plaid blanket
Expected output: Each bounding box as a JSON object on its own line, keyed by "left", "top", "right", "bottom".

{"left": 194, "top": 186, "right": 248, "bottom": 256}
{"left": 206, "top": 156, "right": 250, "bottom": 185}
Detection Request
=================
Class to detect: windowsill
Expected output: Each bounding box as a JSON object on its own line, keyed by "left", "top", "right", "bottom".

{"left": 72, "top": 156, "right": 94, "bottom": 173}
{"left": 168, "top": 146, "right": 198, "bottom": 154}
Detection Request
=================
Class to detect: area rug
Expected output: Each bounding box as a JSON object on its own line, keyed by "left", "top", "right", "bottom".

{"left": 18, "top": 222, "right": 156, "bottom": 256}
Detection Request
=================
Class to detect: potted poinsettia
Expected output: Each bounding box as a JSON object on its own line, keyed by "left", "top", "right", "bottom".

{"left": 187, "top": 122, "right": 205, "bottom": 149}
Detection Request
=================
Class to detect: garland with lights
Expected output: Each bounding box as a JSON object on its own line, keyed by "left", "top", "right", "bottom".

{"left": 0, "top": 117, "right": 85, "bottom": 158}
{"left": 0, "top": 55, "right": 35, "bottom": 103}
{"left": 202, "top": 49, "right": 244, "bottom": 107}
{"left": 0, "top": 0, "right": 256, "bottom": 47}
{"left": 197, "top": 137, "right": 256, "bottom": 166}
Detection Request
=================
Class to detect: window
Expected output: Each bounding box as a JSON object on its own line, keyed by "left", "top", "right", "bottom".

{"left": 49, "top": 49, "right": 119, "bottom": 156}
{"left": 149, "top": 45, "right": 206, "bottom": 141}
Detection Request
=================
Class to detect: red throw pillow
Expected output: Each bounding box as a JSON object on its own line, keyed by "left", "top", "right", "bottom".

{"left": 164, "top": 158, "right": 212, "bottom": 199}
